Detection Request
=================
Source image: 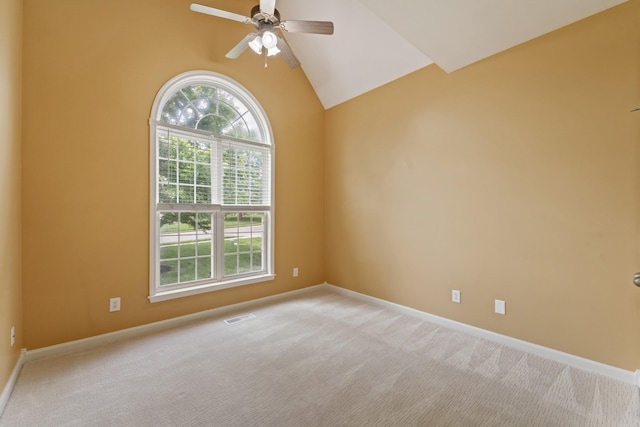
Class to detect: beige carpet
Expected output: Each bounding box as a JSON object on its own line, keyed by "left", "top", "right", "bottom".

{"left": 1, "top": 288, "right": 638, "bottom": 426}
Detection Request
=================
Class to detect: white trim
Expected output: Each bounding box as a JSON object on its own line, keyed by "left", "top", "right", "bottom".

{"left": 324, "top": 283, "right": 639, "bottom": 387}
{"left": 149, "top": 273, "right": 276, "bottom": 303}
{"left": 18, "top": 283, "right": 638, "bottom": 388}
{"left": 26, "top": 284, "right": 325, "bottom": 363}
{"left": 0, "top": 349, "right": 26, "bottom": 418}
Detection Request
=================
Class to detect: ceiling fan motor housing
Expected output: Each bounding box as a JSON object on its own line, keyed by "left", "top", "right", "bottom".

{"left": 251, "top": 5, "right": 281, "bottom": 23}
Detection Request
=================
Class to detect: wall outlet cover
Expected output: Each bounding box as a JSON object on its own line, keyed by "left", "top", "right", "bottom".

{"left": 452, "top": 290, "right": 461, "bottom": 303}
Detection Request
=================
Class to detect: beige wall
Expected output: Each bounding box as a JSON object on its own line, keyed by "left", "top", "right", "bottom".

{"left": 21, "top": 0, "right": 325, "bottom": 349}
{"left": 0, "top": 0, "right": 23, "bottom": 386}
{"left": 326, "top": 0, "right": 640, "bottom": 370}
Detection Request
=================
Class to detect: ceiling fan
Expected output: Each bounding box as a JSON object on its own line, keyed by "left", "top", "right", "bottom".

{"left": 190, "top": 0, "right": 334, "bottom": 69}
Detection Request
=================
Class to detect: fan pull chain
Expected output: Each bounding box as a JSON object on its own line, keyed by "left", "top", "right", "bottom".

{"left": 264, "top": 52, "right": 268, "bottom": 68}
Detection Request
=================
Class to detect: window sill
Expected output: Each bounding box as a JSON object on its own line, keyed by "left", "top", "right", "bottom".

{"left": 148, "top": 274, "right": 276, "bottom": 303}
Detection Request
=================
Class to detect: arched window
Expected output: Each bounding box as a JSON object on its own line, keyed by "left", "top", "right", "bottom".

{"left": 149, "top": 71, "right": 274, "bottom": 302}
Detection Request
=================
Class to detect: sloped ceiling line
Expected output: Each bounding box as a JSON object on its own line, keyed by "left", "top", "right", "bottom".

{"left": 275, "top": 0, "right": 627, "bottom": 109}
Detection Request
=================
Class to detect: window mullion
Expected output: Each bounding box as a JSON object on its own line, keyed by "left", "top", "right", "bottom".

{"left": 213, "top": 140, "right": 223, "bottom": 281}
{"left": 219, "top": 205, "right": 269, "bottom": 212}
{"left": 153, "top": 211, "right": 160, "bottom": 288}
{"left": 213, "top": 140, "right": 222, "bottom": 205}
{"left": 157, "top": 203, "right": 221, "bottom": 212}
{"left": 263, "top": 211, "right": 270, "bottom": 273}
{"left": 176, "top": 213, "right": 182, "bottom": 283}
{"left": 214, "top": 211, "right": 225, "bottom": 281}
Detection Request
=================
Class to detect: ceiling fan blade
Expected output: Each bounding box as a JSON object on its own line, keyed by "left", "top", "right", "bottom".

{"left": 280, "top": 20, "right": 334, "bottom": 35}
{"left": 190, "top": 3, "right": 252, "bottom": 24}
{"left": 260, "top": 0, "right": 276, "bottom": 15}
{"left": 226, "top": 33, "right": 257, "bottom": 59}
{"left": 276, "top": 37, "right": 300, "bottom": 69}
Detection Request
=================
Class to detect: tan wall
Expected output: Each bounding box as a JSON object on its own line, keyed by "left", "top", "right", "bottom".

{"left": 0, "top": 0, "right": 23, "bottom": 386}
{"left": 325, "top": 0, "right": 640, "bottom": 370}
{"left": 21, "top": 0, "right": 325, "bottom": 349}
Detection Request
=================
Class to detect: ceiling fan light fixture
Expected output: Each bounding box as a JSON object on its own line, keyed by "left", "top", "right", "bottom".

{"left": 261, "top": 31, "right": 278, "bottom": 49}
{"left": 248, "top": 34, "right": 263, "bottom": 54}
{"left": 266, "top": 45, "right": 281, "bottom": 57}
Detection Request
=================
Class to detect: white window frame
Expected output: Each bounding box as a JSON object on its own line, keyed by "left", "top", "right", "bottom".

{"left": 149, "top": 71, "right": 275, "bottom": 303}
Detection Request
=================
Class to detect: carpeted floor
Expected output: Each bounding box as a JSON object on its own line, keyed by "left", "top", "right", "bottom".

{"left": 1, "top": 288, "right": 638, "bottom": 426}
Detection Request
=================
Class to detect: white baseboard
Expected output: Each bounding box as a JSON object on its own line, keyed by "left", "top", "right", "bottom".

{"left": 324, "top": 283, "right": 638, "bottom": 387}
{"left": 0, "top": 349, "right": 26, "bottom": 418}
{"left": 19, "top": 282, "right": 639, "bottom": 388}
{"left": 27, "top": 284, "right": 326, "bottom": 363}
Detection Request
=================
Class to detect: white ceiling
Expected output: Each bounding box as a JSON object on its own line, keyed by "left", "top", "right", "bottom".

{"left": 275, "top": 0, "right": 627, "bottom": 109}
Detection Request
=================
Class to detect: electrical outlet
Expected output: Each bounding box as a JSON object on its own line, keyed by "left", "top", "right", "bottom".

{"left": 452, "top": 290, "right": 461, "bottom": 303}
{"left": 495, "top": 299, "right": 506, "bottom": 315}
{"left": 10, "top": 326, "right": 15, "bottom": 347}
{"left": 293, "top": 267, "right": 299, "bottom": 277}
{"left": 109, "top": 297, "right": 121, "bottom": 312}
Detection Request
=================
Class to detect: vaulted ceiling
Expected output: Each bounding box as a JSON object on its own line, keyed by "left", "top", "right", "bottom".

{"left": 276, "top": 0, "right": 627, "bottom": 109}
{"left": 202, "top": 0, "right": 628, "bottom": 109}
